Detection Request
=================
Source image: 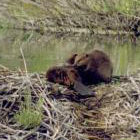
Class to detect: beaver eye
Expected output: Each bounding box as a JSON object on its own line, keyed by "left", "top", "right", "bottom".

{"left": 85, "top": 54, "right": 88, "bottom": 57}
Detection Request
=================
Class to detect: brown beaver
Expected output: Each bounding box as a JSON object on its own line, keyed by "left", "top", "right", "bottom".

{"left": 66, "top": 50, "right": 113, "bottom": 85}
{"left": 46, "top": 66, "right": 82, "bottom": 87}
{"left": 46, "top": 65, "right": 94, "bottom": 96}
{"left": 66, "top": 54, "right": 78, "bottom": 65}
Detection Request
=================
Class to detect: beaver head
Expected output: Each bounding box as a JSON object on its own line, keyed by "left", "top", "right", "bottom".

{"left": 73, "top": 53, "right": 90, "bottom": 70}
{"left": 46, "top": 66, "right": 82, "bottom": 87}
{"left": 46, "top": 66, "right": 67, "bottom": 85}
{"left": 66, "top": 54, "right": 78, "bottom": 65}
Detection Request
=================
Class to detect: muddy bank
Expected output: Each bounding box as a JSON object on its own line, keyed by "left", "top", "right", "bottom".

{"left": 0, "top": 66, "right": 140, "bottom": 140}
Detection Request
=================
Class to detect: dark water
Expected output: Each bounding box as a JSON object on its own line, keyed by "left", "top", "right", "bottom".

{"left": 0, "top": 29, "right": 140, "bottom": 76}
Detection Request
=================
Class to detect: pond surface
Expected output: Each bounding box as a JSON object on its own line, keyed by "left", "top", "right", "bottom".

{"left": 0, "top": 29, "right": 140, "bottom": 76}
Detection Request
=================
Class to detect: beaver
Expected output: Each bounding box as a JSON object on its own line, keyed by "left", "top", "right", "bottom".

{"left": 46, "top": 66, "right": 82, "bottom": 87}
{"left": 66, "top": 54, "right": 78, "bottom": 65}
{"left": 66, "top": 50, "right": 113, "bottom": 85}
{"left": 46, "top": 65, "right": 94, "bottom": 96}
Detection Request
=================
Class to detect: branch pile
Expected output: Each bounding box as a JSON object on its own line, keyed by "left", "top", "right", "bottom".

{"left": 0, "top": 66, "right": 140, "bottom": 140}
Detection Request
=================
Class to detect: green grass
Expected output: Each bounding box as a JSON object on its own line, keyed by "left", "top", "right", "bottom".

{"left": 15, "top": 91, "right": 43, "bottom": 128}
{"left": 8, "top": 0, "right": 47, "bottom": 20}
{"left": 87, "top": 0, "right": 140, "bottom": 15}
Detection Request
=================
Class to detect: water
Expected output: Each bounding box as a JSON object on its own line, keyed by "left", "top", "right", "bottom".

{"left": 0, "top": 29, "right": 140, "bottom": 76}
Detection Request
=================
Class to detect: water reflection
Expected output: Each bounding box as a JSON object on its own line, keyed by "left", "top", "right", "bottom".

{"left": 0, "top": 29, "right": 140, "bottom": 76}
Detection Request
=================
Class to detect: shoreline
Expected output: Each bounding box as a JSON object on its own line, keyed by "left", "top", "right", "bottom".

{"left": 0, "top": 0, "right": 139, "bottom": 36}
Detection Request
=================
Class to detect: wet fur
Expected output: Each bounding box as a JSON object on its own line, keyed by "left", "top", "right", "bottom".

{"left": 46, "top": 66, "right": 82, "bottom": 87}
{"left": 66, "top": 50, "right": 113, "bottom": 85}
{"left": 66, "top": 54, "right": 78, "bottom": 65}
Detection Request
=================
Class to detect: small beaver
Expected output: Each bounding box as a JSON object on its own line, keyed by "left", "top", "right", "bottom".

{"left": 66, "top": 50, "right": 113, "bottom": 85}
{"left": 46, "top": 65, "right": 94, "bottom": 96}
{"left": 46, "top": 66, "right": 82, "bottom": 87}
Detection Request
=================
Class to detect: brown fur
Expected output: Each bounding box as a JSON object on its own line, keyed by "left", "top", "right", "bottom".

{"left": 46, "top": 66, "right": 82, "bottom": 87}
{"left": 67, "top": 50, "right": 113, "bottom": 85}
{"left": 66, "top": 54, "right": 78, "bottom": 65}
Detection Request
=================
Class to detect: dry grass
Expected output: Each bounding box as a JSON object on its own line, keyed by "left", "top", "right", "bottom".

{"left": 0, "top": 0, "right": 139, "bottom": 34}
{"left": 0, "top": 65, "right": 140, "bottom": 140}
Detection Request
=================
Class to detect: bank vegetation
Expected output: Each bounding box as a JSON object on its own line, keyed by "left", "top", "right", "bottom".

{"left": 0, "top": 0, "right": 139, "bottom": 34}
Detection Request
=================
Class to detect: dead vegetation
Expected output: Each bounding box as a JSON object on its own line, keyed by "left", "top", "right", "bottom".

{"left": 0, "top": 65, "right": 140, "bottom": 140}
{"left": 0, "top": 0, "right": 139, "bottom": 35}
